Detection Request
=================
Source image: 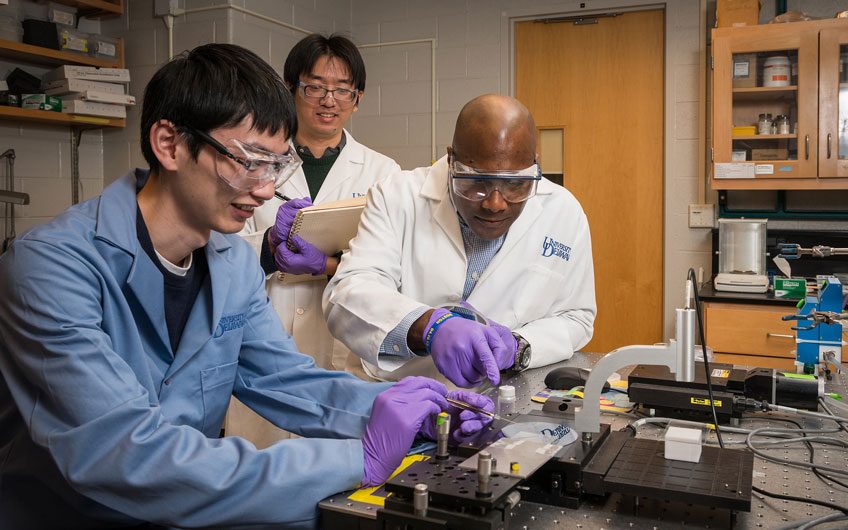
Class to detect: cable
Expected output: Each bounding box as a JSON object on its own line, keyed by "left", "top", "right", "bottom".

{"left": 771, "top": 513, "right": 848, "bottom": 530}
{"left": 751, "top": 485, "right": 848, "bottom": 516}
{"left": 746, "top": 427, "right": 848, "bottom": 477}
{"left": 799, "top": 515, "right": 848, "bottom": 530}
{"left": 688, "top": 268, "right": 725, "bottom": 448}
{"left": 751, "top": 416, "right": 848, "bottom": 490}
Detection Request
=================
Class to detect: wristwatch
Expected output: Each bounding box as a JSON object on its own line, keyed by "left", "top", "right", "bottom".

{"left": 511, "top": 332, "right": 532, "bottom": 372}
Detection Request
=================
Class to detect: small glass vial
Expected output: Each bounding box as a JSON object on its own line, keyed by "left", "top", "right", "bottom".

{"left": 757, "top": 113, "right": 770, "bottom": 135}
{"left": 775, "top": 115, "right": 790, "bottom": 135}
{"left": 498, "top": 385, "right": 516, "bottom": 417}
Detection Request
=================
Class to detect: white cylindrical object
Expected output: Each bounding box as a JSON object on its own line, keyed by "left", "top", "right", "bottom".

{"left": 763, "top": 56, "right": 790, "bottom": 87}
{"left": 498, "top": 385, "right": 516, "bottom": 416}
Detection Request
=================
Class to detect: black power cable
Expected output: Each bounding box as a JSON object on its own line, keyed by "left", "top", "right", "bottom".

{"left": 688, "top": 268, "right": 725, "bottom": 448}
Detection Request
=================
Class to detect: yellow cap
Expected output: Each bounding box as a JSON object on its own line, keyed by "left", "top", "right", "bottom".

{"left": 510, "top": 462, "right": 520, "bottom": 472}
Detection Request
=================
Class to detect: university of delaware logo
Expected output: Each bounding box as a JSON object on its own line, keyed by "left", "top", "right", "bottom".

{"left": 542, "top": 237, "right": 571, "bottom": 261}
{"left": 214, "top": 314, "right": 246, "bottom": 338}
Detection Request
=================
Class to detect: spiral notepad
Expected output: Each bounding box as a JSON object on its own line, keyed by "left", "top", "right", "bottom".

{"left": 277, "top": 196, "right": 367, "bottom": 284}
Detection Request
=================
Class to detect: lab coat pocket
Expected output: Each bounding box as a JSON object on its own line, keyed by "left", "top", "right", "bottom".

{"left": 200, "top": 361, "right": 238, "bottom": 434}
{"left": 511, "top": 264, "right": 565, "bottom": 325}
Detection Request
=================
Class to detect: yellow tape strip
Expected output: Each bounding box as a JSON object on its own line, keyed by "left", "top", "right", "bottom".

{"left": 347, "top": 454, "right": 430, "bottom": 506}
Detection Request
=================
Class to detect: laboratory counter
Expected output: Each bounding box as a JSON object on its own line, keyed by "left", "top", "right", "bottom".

{"left": 697, "top": 282, "right": 799, "bottom": 307}
{"left": 320, "top": 352, "right": 848, "bottom": 529}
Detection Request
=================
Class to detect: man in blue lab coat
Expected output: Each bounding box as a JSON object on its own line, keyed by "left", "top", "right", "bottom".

{"left": 0, "top": 43, "right": 492, "bottom": 529}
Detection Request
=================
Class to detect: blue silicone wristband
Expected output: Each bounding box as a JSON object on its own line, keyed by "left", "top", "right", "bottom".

{"left": 423, "top": 312, "right": 459, "bottom": 354}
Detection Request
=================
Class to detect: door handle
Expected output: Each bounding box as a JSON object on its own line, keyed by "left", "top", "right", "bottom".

{"left": 805, "top": 135, "right": 810, "bottom": 160}
{"left": 767, "top": 333, "right": 794, "bottom": 339}
{"left": 827, "top": 133, "right": 832, "bottom": 159}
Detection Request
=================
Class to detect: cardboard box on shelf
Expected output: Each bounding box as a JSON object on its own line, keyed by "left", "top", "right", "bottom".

{"left": 751, "top": 147, "right": 788, "bottom": 160}
{"left": 717, "top": 0, "right": 760, "bottom": 28}
{"left": 61, "top": 99, "right": 126, "bottom": 118}
{"left": 43, "top": 78, "right": 126, "bottom": 96}
{"left": 43, "top": 65, "right": 130, "bottom": 84}
{"left": 732, "top": 53, "right": 758, "bottom": 88}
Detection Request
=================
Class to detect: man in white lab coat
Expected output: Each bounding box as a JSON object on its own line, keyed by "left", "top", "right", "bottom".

{"left": 325, "top": 94, "right": 597, "bottom": 387}
{"left": 233, "top": 34, "right": 400, "bottom": 446}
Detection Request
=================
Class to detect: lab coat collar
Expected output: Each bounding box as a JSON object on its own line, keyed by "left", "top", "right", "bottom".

{"left": 314, "top": 130, "right": 364, "bottom": 203}
{"left": 421, "top": 156, "right": 465, "bottom": 257}
{"left": 419, "top": 156, "right": 556, "bottom": 285}
{"left": 94, "top": 169, "right": 232, "bottom": 255}
{"left": 94, "top": 169, "right": 232, "bottom": 364}
{"left": 284, "top": 130, "right": 365, "bottom": 201}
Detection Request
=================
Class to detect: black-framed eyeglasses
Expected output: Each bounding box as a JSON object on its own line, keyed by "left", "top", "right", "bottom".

{"left": 297, "top": 82, "right": 359, "bottom": 105}
{"left": 183, "top": 126, "right": 302, "bottom": 192}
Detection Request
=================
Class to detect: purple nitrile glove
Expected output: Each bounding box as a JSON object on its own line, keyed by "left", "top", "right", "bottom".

{"left": 488, "top": 321, "right": 518, "bottom": 370}
{"left": 274, "top": 234, "right": 328, "bottom": 275}
{"left": 269, "top": 197, "right": 312, "bottom": 248}
{"left": 422, "top": 309, "right": 505, "bottom": 388}
{"left": 419, "top": 390, "right": 495, "bottom": 445}
{"left": 362, "top": 377, "right": 449, "bottom": 486}
{"left": 458, "top": 301, "right": 518, "bottom": 371}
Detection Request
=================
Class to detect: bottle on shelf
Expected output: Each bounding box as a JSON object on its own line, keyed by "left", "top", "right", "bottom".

{"left": 758, "top": 113, "right": 772, "bottom": 135}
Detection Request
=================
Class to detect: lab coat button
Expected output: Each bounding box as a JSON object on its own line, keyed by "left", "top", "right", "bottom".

{"left": 296, "top": 308, "right": 305, "bottom": 315}
{"left": 164, "top": 379, "right": 171, "bottom": 386}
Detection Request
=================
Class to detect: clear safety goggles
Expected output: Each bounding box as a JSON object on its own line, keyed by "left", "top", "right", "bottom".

{"left": 449, "top": 159, "right": 541, "bottom": 203}
{"left": 187, "top": 126, "right": 303, "bottom": 192}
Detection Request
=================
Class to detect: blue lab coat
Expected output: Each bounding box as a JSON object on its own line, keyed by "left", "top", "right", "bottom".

{"left": 0, "top": 169, "right": 391, "bottom": 529}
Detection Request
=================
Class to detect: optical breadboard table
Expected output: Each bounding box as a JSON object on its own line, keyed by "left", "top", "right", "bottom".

{"left": 320, "top": 352, "right": 848, "bottom": 529}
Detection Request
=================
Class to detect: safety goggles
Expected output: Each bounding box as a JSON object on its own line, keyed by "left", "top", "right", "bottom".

{"left": 186, "top": 126, "right": 302, "bottom": 192}
{"left": 449, "top": 159, "right": 541, "bottom": 203}
{"left": 297, "top": 82, "right": 359, "bottom": 106}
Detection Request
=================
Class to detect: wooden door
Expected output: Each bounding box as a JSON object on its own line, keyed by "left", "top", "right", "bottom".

{"left": 515, "top": 10, "right": 664, "bottom": 353}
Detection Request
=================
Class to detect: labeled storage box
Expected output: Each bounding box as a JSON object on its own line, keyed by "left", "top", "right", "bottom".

{"left": 717, "top": 0, "right": 760, "bottom": 28}
{"left": 774, "top": 277, "right": 806, "bottom": 298}
{"left": 732, "top": 53, "right": 758, "bottom": 87}
{"left": 21, "top": 93, "right": 61, "bottom": 111}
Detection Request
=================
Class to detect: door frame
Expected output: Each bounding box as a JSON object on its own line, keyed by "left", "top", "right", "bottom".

{"left": 500, "top": 1, "right": 705, "bottom": 341}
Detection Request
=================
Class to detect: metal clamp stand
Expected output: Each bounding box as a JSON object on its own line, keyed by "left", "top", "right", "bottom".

{"left": 574, "top": 306, "right": 697, "bottom": 438}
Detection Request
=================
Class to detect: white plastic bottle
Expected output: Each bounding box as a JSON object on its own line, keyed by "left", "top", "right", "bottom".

{"left": 498, "top": 385, "right": 516, "bottom": 417}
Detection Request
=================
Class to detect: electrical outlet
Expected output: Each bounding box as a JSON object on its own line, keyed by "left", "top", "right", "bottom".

{"left": 688, "top": 204, "right": 715, "bottom": 228}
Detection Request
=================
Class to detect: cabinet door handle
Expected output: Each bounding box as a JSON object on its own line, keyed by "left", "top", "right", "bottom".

{"left": 805, "top": 135, "right": 810, "bottom": 160}
{"left": 827, "top": 133, "right": 832, "bottom": 159}
{"left": 767, "top": 333, "right": 794, "bottom": 339}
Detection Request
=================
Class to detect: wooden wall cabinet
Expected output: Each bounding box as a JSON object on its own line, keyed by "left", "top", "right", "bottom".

{"left": 711, "top": 19, "right": 848, "bottom": 190}
{"left": 703, "top": 300, "right": 848, "bottom": 370}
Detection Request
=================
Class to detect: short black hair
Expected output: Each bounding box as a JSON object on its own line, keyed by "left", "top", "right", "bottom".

{"left": 140, "top": 43, "right": 296, "bottom": 172}
{"left": 283, "top": 33, "right": 366, "bottom": 93}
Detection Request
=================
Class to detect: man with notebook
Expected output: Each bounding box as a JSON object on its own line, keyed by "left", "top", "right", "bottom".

{"left": 325, "top": 94, "right": 597, "bottom": 388}
{"left": 234, "top": 33, "right": 400, "bottom": 447}
{"left": 0, "top": 43, "right": 492, "bottom": 528}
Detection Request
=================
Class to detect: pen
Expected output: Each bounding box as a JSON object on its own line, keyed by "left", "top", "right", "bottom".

{"left": 445, "top": 396, "right": 515, "bottom": 424}
{"left": 274, "top": 191, "right": 291, "bottom": 201}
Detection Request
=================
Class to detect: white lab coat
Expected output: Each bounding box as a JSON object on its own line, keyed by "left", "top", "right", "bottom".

{"left": 231, "top": 130, "right": 399, "bottom": 446}
{"left": 324, "top": 156, "right": 597, "bottom": 384}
